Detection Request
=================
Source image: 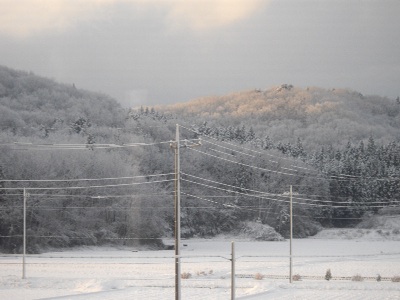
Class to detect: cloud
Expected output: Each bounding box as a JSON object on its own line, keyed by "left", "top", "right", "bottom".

{"left": 167, "top": 0, "right": 266, "bottom": 31}
{"left": 0, "top": 0, "right": 266, "bottom": 37}
{"left": 0, "top": 0, "right": 115, "bottom": 37}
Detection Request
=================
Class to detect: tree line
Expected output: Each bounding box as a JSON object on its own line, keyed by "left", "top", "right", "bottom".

{"left": 0, "top": 66, "right": 399, "bottom": 253}
{"left": 193, "top": 121, "right": 400, "bottom": 227}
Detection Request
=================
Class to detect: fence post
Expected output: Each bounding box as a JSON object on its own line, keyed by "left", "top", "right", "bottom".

{"left": 231, "top": 241, "right": 235, "bottom": 300}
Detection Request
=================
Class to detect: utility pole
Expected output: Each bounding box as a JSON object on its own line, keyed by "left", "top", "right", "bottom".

{"left": 173, "top": 124, "right": 181, "bottom": 300}
{"left": 170, "top": 124, "right": 202, "bottom": 300}
{"left": 231, "top": 241, "right": 235, "bottom": 300}
{"left": 289, "top": 185, "right": 293, "bottom": 283}
{"left": 23, "top": 188, "right": 28, "bottom": 279}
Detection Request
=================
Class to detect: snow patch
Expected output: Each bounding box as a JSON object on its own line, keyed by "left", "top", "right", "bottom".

{"left": 74, "top": 279, "right": 104, "bottom": 293}
{"left": 313, "top": 214, "right": 400, "bottom": 241}
{"left": 238, "top": 221, "right": 284, "bottom": 241}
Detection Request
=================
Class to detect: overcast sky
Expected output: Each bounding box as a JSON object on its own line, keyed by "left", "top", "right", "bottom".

{"left": 1, "top": 0, "right": 399, "bottom": 107}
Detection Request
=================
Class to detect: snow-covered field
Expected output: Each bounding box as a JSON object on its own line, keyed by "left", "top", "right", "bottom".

{"left": 1, "top": 234, "right": 400, "bottom": 299}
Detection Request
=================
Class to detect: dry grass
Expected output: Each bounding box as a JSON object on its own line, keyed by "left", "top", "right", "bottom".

{"left": 181, "top": 272, "right": 192, "bottom": 279}
{"left": 196, "top": 269, "right": 213, "bottom": 276}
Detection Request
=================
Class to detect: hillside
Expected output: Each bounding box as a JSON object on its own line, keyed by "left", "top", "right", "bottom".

{"left": 0, "top": 65, "right": 125, "bottom": 137}
{"left": 0, "top": 66, "right": 399, "bottom": 254}
{"left": 0, "top": 66, "right": 171, "bottom": 253}
{"left": 157, "top": 85, "right": 400, "bottom": 149}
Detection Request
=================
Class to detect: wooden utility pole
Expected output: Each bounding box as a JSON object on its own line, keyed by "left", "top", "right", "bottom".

{"left": 231, "top": 241, "right": 235, "bottom": 300}
{"left": 289, "top": 185, "right": 293, "bottom": 283}
{"left": 173, "top": 124, "right": 181, "bottom": 300}
{"left": 23, "top": 188, "right": 28, "bottom": 279}
{"left": 171, "top": 124, "right": 201, "bottom": 300}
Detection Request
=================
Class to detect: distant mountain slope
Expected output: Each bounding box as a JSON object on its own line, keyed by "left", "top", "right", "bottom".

{"left": 158, "top": 85, "right": 400, "bottom": 149}
{"left": 0, "top": 65, "right": 125, "bottom": 136}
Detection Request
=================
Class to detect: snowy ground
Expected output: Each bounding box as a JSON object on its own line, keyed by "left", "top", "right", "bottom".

{"left": 1, "top": 234, "right": 400, "bottom": 299}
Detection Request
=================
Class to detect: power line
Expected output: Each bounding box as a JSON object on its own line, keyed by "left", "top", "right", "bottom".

{"left": 200, "top": 139, "right": 257, "bottom": 158}
{"left": 0, "top": 179, "right": 174, "bottom": 191}
{"left": 179, "top": 124, "right": 322, "bottom": 173}
{"left": 179, "top": 124, "right": 400, "bottom": 182}
{"left": 181, "top": 177, "right": 304, "bottom": 206}
{"left": 180, "top": 124, "right": 286, "bottom": 161}
{"left": 31, "top": 192, "right": 173, "bottom": 199}
{"left": 181, "top": 192, "right": 240, "bottom": 210}
{"left": 1, "top": 140, "right": 176, "bottom": 150}
{"left": 190, "top": 140, "right": 400, "bottom": 184}
{"left": 1, "top": 173, "right": 175, "bottom": 183}
{"left": 24, "top": 206, "right": 172, "bottom": 210}
{"left": 181, "top": 174, "right": 398, "bottom": 209}
{"left": 186, "top": 147, "right": 320, "bottom": 180}
{"left": 182, "top": 172, "right": 336, "bottom": 206}
{"left": 182, "top": 172, "right": 280, "bottom": 198}
{"left": 187, "top": 142, "right": 356, "bottom": 183}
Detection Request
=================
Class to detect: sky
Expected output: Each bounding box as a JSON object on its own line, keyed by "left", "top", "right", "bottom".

{"left": 1, "top": 0, "right": 399, "bottom": 107}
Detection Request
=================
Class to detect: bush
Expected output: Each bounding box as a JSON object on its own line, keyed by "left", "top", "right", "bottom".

{"left": 181, "top": 272, "right": 192, "bottom": 279}
{"left": 292, "top": 274, "right": 302, "bottom": 281}
{"left": 391, "top": 276, "right": 400, "bottom": 283}
{"left": 352, "top": 274, "right": 364, "bottom": 282}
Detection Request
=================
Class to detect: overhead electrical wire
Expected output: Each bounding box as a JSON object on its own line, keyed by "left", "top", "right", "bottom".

{"left": 200, "top": 139, "right": 257, "bottom": 158}
{"left": 25, "top": 192, "right": 173, "bottom": 199}
{"left": 0, "top": 138, "right": 197, "bottom": 151}
{"left": 181, "top": 192, "right": 239, "bottom": 210}
{"left": 179, "top": 124, "right": 320, "bottom": 172}
{"left": 179, "top": 125, "right": 364, "bottom": 180}
{"left": 186, "top": 146, "right": 328, "bottom": 181}
{"left": 182, "top": 172, "right": 280, "bottom": 198}
{"left": 182, "top": 172, "right": 399, "bottom": 206}
{"left": 179, "top": 124, "right": 400, "bottom": 182}
{"left": 182, "top": 177, "right": 323, "bottom": 207}
{"left": 0, "top": 179, "right": 174, "bottom": 191}
{"left": 178, "top": 195, "right": 394, "bottom": 221}
{"left": 181, "top": 173, "right": 398, "bottom": 209}
{"left": 1, "top": 173, "right": 175, "bottom": 183}
{"left": 2, "top": 124, "right": 398, "bottom": 209}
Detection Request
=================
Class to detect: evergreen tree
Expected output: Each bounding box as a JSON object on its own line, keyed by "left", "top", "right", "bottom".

{"left": 263, "top": 136, "right": 274, "bottom": 150}
{"left": 366, "top": 136, "right": 376, "bottom": 159}
{"left": 247, "top": 126, "right": 256, "bottom": 142}
{"left": 325, "top": 269, "right": 332, "bottom": 281}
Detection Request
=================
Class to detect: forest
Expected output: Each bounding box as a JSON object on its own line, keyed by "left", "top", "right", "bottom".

{"left": 0, "top": 66, "right": 399, "bottom": 253}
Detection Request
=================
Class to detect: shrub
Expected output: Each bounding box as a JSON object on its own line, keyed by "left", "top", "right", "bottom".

{"left": 254, "top": 273, "right": 265, "bottom": 280}
{"left": 292, "top": 274, "right": 302, "bottom": 281}
{"left": 352, "top": 274, "right": 364, "bottom": 282}
{"left": 391, "top": 276, "right": 400, "bottom": 283}
{"left": 181, "top": 272, "right": 192, "bottom": 279}
{"left": 325, "top": 269, "right": 332, "bottom": 281}
{"left": 196, "top": 269, "right": 213, "bottom": 276}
